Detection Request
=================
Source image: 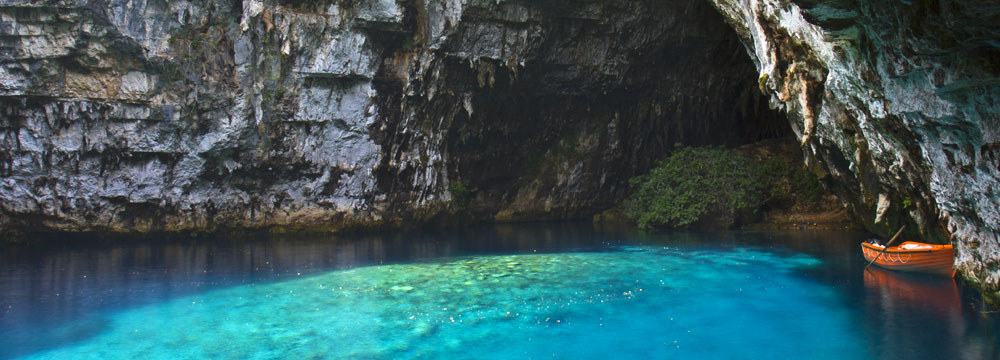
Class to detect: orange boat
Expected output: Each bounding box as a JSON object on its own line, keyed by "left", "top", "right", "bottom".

{"left": 861, "top": 241, "right": 955, "bottom": 276}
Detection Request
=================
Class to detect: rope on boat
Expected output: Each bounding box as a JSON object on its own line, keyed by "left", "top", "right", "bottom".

{"left": 863, "top": 247, "right": 912, "bottom": 264}
{"left": 864, "top": 226, "right": 907, "bottom": 271}
{"left": 886, "top": 252, "right": 911, "bottom": 264}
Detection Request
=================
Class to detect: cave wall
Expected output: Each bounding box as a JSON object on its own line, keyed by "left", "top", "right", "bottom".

{"left": 0, "top": 0, "right": 386, "bottom": 233}
{"left": 0, "top": 0, "right": 780, "bottom": 235}
{"left": 707, "top": 0, "right": 1000, "bottom": 299}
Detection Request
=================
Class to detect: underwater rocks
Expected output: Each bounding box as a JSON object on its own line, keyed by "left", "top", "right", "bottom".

{"left": 707, "top": 0, "right": 1000, "bottom": 301}
{"left": 16, "top": 248, "right": 843, "bottom": 358}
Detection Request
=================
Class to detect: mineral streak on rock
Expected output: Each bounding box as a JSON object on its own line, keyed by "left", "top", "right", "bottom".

{"left": 707, "top": 0, "right": 1000, "bottom": 300}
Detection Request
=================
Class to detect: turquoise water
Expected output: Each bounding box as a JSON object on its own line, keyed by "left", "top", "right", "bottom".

{"left": 1, "top": 226, "right": 997, "bottom": 359}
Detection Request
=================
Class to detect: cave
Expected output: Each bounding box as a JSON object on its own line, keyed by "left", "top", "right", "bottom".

{"left": 0, "top": 0, "right": 997, "bottom": 302}
{"left": 2, "top": 0, "right": 1000, "bottom": 355}
{"left": 369, "top": 0, "right": 790, "bottom": 222}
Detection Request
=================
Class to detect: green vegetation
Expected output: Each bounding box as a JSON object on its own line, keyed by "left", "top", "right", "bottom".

{"left": 758, "top": 73, "right": 769, "bottom": 92}
{"left": 447, "top": 181, "right": 470, "bottom": 210}
{"left": 624, "top": 145, "right": 822, "bottom": 230}
{"left": 625, "top": 147, "right": 765, "bottom": 230}
{"left": 757, "top": 152, "right": 824, "bottom": 205}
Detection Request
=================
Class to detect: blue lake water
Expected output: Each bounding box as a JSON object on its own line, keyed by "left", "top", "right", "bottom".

{"left": 1, "top": 224, "right": 997, "bottom": 359}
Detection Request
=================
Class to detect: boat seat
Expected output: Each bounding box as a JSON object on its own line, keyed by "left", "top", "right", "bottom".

{"left": 898, "top": 242, "right": 933, "bottom": 250}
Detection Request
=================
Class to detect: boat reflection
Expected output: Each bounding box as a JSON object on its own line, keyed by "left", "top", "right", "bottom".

{"left": 862, "top": 267, "right": 1000, "bottom": 359}
{"left": 864, "top": 266, "right": 961, "bottom": 316}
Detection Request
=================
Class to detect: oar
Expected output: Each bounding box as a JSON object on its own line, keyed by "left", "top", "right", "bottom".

{"left": 865, "top": 225, "right": 907, "bottom": 270}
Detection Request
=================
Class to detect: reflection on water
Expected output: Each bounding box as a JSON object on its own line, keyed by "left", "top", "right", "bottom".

{"left": 0, "top": 223, "right": 997, "bottom": 359}
{"left": 864, "top": 268, "right": 961, "bottom": 320}
{"left": 863, "top": 268, "right": 997, "bottom": 360}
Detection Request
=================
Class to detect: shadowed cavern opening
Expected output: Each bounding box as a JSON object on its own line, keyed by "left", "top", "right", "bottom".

{"left": 370, "top": 0, "right": 790, "bottom": 222}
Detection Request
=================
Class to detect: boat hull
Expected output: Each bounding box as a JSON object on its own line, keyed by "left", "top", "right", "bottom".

{"left": 861, "top": 242, "right": 954, "bottom": 276}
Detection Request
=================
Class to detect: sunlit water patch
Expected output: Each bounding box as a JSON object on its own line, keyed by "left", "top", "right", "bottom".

{"left": 18, "top": 246, "right": 865, "bottom": 359}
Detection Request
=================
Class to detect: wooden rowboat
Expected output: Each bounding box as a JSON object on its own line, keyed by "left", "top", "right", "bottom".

{"left": 861, "top": 241, "right": 954, "bottom": 276}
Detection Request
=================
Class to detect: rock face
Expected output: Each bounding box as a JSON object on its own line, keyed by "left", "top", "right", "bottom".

{"left": 0, "top": 0, "right": 780, "bottom": 234}
{"left": 707, "top": 0, "right": 1000, "bottom": 300}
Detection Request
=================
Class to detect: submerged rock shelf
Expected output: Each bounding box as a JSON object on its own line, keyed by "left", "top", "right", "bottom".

{"left": 9, "top": 246, "right": 865, "bottom": 359}
{"left": 2, "top": 226, "right": 996, "bottom": 358}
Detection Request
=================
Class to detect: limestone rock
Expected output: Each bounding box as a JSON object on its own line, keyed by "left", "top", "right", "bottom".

{"left": 707, "top": 0, "right": 1000, "bottom": 300}
{"left": 0, "top": 0, "right": 779, "bottom": 236}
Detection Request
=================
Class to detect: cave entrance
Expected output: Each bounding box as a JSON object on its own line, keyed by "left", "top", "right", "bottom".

{"left": 376, "top": 0, "right": 791, "bottom": 221}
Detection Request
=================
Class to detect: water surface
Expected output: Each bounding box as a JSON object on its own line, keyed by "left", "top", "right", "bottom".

{"left": 1, "top": 224, "right": 997, "bottom": 359}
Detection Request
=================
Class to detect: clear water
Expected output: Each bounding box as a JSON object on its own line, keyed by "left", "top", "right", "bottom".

{"left": 1, "top": 224, "right": 997, "bottom": 359}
